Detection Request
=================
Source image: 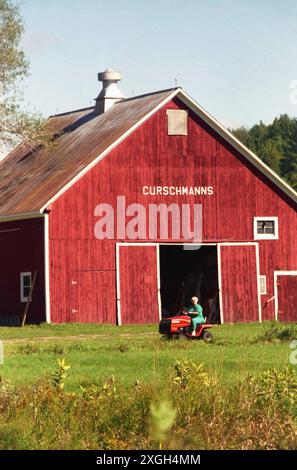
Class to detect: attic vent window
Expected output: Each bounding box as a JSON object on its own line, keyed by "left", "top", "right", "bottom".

{"left": 167, "top": 109, "right": 188, "bottom": 136}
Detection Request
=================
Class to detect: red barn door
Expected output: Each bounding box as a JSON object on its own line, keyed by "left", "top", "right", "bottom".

{"left": 276, "top": 273, "right": 297, "bottom": 322}
{"left": 71, "top": 270, "right": 115, "bottom": 323}
{"left": 219, "top": 244, "right": 260, "bottom": 323}
{"left": 118, "top": 244, "right": 160, "bottom": 324}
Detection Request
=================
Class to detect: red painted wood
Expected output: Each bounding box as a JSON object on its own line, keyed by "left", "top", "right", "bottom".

{"left": 48, "top": 96, "right": 297, "bottom": 324}
{"left": 119, "top": 245, "right": 159, "bottom": 324}
{"left": 220, "top": 245, "right": 259, "bottom": 323}
{"left": 70, "top": 270, "right": 115, "bottom": 323}
{"left": 0, "top": 218, "right": 45, "bottom": 323}
{"left": 49, "top": 239, "right": 116, "bottom": 323}
{"left": 277, "top": 275, "right": 297, "bottom": 322}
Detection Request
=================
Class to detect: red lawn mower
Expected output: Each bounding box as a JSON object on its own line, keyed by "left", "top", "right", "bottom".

{"left": 159, "top": 310, "right": 214, "bottom": 342}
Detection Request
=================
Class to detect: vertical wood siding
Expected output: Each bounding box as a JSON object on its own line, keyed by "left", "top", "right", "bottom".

{"left": 71, "top": 270, "right": 115, "bottom": 323}
{"left": 49, "top": 238, "right": 116, "bottom": 323}
{"left": 0, "top": 218, "right": 45, "bottom": 323}
{"left": 276, "top": 274, "right": 297, "bottom": 322}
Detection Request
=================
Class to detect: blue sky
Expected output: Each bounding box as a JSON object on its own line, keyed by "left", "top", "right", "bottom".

{"left": 20, "top": 0, "right": 297, "bottom": 128}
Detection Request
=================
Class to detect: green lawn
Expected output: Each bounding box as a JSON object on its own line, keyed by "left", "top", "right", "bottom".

{"left": 0, "top": 322, "right": 295, "bottom": 390}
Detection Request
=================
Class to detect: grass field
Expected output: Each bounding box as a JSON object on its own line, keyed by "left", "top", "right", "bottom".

{"left": 0, "top": 322, "right": 295, "bottom": 389}
{"left": 0, "top": 321, "right": 296, "bottom": 449}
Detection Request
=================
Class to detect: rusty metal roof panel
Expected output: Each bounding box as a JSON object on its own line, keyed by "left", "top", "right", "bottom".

{"left": 0, "top": 89, "right": 177, "bottom": 216}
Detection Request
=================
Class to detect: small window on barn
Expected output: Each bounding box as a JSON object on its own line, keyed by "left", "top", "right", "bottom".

{"left": 20, "top": 272, "right": 32, "bottom": 303}
{"left": 254, "top": 217, "right": 278, "bottom": 240}
{"left": 259, "top": 275, "right": 267, "bottom": 295}
{"left": 167, "top": 109, "right": 188, "bottom": 135}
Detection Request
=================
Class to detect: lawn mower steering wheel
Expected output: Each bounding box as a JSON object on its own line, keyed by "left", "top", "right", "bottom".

{"left": 179, "top": 308, "right": 188, "bottom": 315}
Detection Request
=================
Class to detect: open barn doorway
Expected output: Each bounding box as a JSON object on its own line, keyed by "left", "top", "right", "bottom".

{"left": 159, "top": 245, "right": 220, "bottom": 323}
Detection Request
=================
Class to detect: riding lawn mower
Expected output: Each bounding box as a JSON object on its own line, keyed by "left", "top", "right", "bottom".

{"left": 159, "top": 310, "right": 214, "bottom": 342}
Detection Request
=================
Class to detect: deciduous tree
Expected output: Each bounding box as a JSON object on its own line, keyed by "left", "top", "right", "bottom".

{"left": 0, "top": 0, "right": 49, "bottom": 152}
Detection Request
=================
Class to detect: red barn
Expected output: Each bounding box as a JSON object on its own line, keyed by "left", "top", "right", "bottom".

{"left": 0, "top": 68, "right": 296, "bottom": 325}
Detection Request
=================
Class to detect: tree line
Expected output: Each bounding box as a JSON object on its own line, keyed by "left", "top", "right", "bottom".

{"left": 231, "top": 115, "right": 297, "bottom": 190}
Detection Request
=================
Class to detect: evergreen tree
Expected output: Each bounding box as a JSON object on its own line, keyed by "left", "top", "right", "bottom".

{"left": 231, "top": 114, "right": 297, "bottom": 190}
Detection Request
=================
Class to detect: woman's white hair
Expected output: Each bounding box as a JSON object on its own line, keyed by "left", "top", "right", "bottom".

{"left": 191, "top": 296, "right": 199, "bottom": 302}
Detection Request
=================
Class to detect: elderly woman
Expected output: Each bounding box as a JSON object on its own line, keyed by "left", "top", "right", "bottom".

{"left": 187, "top": 296, "right": 205, "bottom": 336}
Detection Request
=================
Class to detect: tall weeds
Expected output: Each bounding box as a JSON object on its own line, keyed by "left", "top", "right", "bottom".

{"left": 0, "top": 358, "right": 296, "bottom": 449}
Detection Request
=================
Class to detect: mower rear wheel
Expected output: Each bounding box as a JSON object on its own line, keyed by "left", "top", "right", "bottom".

{"left": 203, "top": 330, "right": 213, "bottom": 343}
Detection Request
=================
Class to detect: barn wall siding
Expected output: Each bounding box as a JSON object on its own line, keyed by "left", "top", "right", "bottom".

{"left": 48, "top": 97, "right": 297, "bottom": 323}
{"left": 0, "top": 217, "right": 45, "bottom": 323}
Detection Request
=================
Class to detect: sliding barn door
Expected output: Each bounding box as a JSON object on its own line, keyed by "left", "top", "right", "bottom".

{"left": 219, "top": 244, "right": 260, "bottom": 323}
{"left": 118, "top": 245, "right": 160, "bottom": 324}
{"left": 71, "top": 270, "right": 115, "bottom": 323}
{"left": 276, "top": 273, "right": 297, "bottom": 322}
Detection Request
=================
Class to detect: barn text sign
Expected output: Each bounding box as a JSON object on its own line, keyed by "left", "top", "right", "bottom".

{"left": 94, "top": 195, "right": 202, "bottom": 247}
{"left": 143, "top": 186, "right": 214, "bottom": 196}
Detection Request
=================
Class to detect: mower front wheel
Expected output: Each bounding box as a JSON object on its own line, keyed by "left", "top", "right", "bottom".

{"left": 165, "top": 333, "right": 180, "bottom": 340}
{"left": 171, "top": 330, "right": 188, "bottom": 340}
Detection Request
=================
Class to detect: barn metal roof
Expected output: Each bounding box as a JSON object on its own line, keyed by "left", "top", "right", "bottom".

{"left": 0, "top": 86, "right": 296, "bottom": 220}
{"left": 0, "top": 88, "right": 178, "bottom": 218}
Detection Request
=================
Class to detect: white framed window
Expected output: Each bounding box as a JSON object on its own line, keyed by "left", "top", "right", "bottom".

{"left": 167, "top": 109, "right": 188, "bottom": 135}
{"left": 254, "top": 217, "right": 278, "bottom": 240}
{"left": 20, "top": 272, "right": 32, "bottom": 303}
{"left": 259, "top": 275, "right": 267, "bottom": 295}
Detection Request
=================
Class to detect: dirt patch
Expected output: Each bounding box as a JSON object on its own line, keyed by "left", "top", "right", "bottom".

{"left": 3, "top": 332, "right": 157, "bottom": 344}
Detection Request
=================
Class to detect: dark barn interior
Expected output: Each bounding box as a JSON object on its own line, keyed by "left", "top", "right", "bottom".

{"left": 159, "top": 245, "right": 220, "bottom": 323}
